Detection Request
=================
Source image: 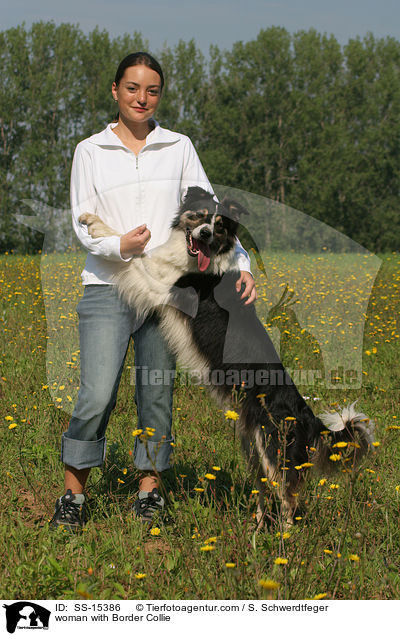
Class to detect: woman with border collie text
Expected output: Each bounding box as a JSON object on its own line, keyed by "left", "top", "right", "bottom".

{"left": 50, "top": 52, "right": 256, "bottom": 531}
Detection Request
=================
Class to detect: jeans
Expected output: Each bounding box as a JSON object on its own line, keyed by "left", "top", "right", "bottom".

{"left": 60, "top": 284, "right": 176, "bottom": 471}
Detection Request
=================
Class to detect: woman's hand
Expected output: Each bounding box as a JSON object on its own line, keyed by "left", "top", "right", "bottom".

{"left": 236, "top": 270, "right": 258, "bottom": 305}
{"left": 120, "top": 224, "right": 151, "bottom": 259}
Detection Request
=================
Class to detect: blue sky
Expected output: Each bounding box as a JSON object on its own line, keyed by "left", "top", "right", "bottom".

{"left": 1, "top": 0, "right": 399, "bottom": 53}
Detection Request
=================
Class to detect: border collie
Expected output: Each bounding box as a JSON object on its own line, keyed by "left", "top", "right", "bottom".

{"left": 79, "top": 186, "right": 375, "bottom": 526}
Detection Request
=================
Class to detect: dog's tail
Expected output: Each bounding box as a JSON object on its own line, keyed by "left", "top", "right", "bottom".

{"left": 316, "top": 400, "right": 375, "bottom": 464}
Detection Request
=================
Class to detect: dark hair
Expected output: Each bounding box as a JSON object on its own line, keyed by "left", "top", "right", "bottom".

{"left": 114, "top": 51, "right": 164, "bottom": 90}
{"left": 113, "top": 52, "right": 164, "bottom": 122}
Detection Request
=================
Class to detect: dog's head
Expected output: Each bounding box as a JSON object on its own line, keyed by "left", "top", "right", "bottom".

{"left": 172, "top": 186, "right": 249, "bottom": 272}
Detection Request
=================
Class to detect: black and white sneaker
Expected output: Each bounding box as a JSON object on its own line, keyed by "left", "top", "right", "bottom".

{"left": 133, "top": 488, "right": 164, "bottom": 524}
{"left": 49, "top": 489, "right": 86, "bottom": 532}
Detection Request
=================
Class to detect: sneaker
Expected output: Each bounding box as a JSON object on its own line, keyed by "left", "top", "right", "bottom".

{"left": 133, "top": 488, "right": 164, "bottom": 524}
{"left": 49, "top": 489, "right": 86, "bottom": 532}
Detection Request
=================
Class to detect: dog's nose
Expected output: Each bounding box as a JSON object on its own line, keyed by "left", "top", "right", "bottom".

{"left": 200, "top": 227, "right": 212, "bottom": 240}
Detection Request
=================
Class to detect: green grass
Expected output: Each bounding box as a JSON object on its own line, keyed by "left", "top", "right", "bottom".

{"left": 0, "top": 251, "right": 399, "bottom": 600}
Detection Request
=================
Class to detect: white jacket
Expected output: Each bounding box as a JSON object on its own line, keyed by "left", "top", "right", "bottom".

{"left": 71, "top": 120, "right": 251, "bottom": 285}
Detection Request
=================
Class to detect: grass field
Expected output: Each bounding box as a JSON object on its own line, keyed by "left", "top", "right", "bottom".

{"left": 0, "top": 250, "right": 399, "bottom": 600}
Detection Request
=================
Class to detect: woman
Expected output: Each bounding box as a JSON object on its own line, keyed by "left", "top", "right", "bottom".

{"left": 50, "top": 52, "right": 256, "bottom": 531}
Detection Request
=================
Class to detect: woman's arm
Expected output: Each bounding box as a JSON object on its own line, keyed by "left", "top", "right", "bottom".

{"left": 71, "top": 143, "right": 134, "bottom": 262}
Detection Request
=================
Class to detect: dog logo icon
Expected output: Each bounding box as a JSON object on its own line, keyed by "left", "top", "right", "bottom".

{"left": 3, "top": 602, "right": 50, "bottom": 633}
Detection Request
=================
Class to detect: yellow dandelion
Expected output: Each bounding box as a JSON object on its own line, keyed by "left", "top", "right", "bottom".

{"left": 5, "top": 415, "right": 13, "bottom": 421}
{"left": 194, "top": 487, "right": 204, "bottom": 492}
{"left": 295, "top": 462, "right": 313, "bottom": 469}
{"left": 323, "top": 549, "right": 333, "bottom": 554}
{"left": 225, "top": 563, "right": 236, "bottom": 568}
{"left": 329, "top": 454, "right": 341, "bottom": 462}
{"left": 135, "top": 572, "right": 146, "bottom": 579}
{"left": 205, "top": 473, "right": 216, "bottom": 480}
{"left": 212, "top": 466, "right": 221, "bottom": 471}
{"left": 332, "top": 441, "right": 348, "bottom": 448}
{"left": 372, "top": 441, "right": 380, "bottom": 447}
{"left": 117, "top": 478, "right": 125, "bottom": 484}
{"left": 132, "top": 428, "right": 143, "bottom": 437}
{"left": 224, "top": 410, "right": 240, "bottom": 421}
{"left": 276, "top": 532, "right": 290, "bottom": 539}
{"left": 251, "top": 489, "right": 259, "bottom": 494}
{"left": 349, "top": 554, "right": 360, "bottom": 562}
{"left": 259, "top": 579, "right": 280, "bottom": 590}
{"left": 200, "top": 545, "right": 215, "bottom": 552}
{"left": 313, "top": 593, "right": 327, "bottom": 600}
{"left": 8, "top": 423, "right": 17, "bottom": 430}
{"left": 318, "top": 478, "right": 327, "bottom": 486}
{"left": 150, "top": 527, "right": 160, "bottom": 536}
{"left": 274, "top": 557, "right": 288, "bottom": 565}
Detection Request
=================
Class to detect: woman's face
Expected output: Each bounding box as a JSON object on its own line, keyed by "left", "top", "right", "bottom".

{"left": 112, "top": 64, "right": 162, "bottom": 125}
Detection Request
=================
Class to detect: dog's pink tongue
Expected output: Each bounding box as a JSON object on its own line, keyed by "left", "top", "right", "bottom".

{"left": 193, "top": 239, "right": 211, "bottom": 272}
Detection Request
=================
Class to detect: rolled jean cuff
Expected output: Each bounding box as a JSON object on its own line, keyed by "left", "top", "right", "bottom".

{"left": 133, "top": 436, "right": 174, "bottom": 472}
{"left": 61, "top": 432, "right": 107, "bottom": 470}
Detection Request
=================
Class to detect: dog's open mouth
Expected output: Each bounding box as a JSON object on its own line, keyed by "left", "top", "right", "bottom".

{"left": 186, "top": 229, "right": 211, "bottom": 272}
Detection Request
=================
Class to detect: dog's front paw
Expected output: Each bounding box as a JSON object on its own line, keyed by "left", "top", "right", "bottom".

{"left": 78, "top": 213, "right": 117, "bottom": 239}
{"left": 79, "top": 213, "right": 96, "bottom": 226}
{"left": 78, "top": 213, "right": 102, "bottom": 238}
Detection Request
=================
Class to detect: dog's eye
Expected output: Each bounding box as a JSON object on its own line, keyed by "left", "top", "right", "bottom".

{"left": 195, "top": 208, "right": 208, "bottom": 218}
{"left": 187, "top": 208, "right": 208, "bottom": 221}
{"left": 214, "top": 220, "right": 224, "bottom": 232}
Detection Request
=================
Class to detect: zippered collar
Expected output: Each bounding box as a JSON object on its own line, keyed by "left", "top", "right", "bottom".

{"left": 88, "top": 119, "right": 181, "bottom": 149}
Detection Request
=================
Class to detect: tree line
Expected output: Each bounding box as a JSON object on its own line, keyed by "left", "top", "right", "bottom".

{"left": 1, "top": 22, "right": 399, "bottom": 253}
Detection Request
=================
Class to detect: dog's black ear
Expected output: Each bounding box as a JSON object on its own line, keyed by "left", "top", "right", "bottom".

{"left": 221, "top": 197, "right": 250, "bottom": 221}
{"left": 184, "top": 186, "right": 214, "bottom": 204}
